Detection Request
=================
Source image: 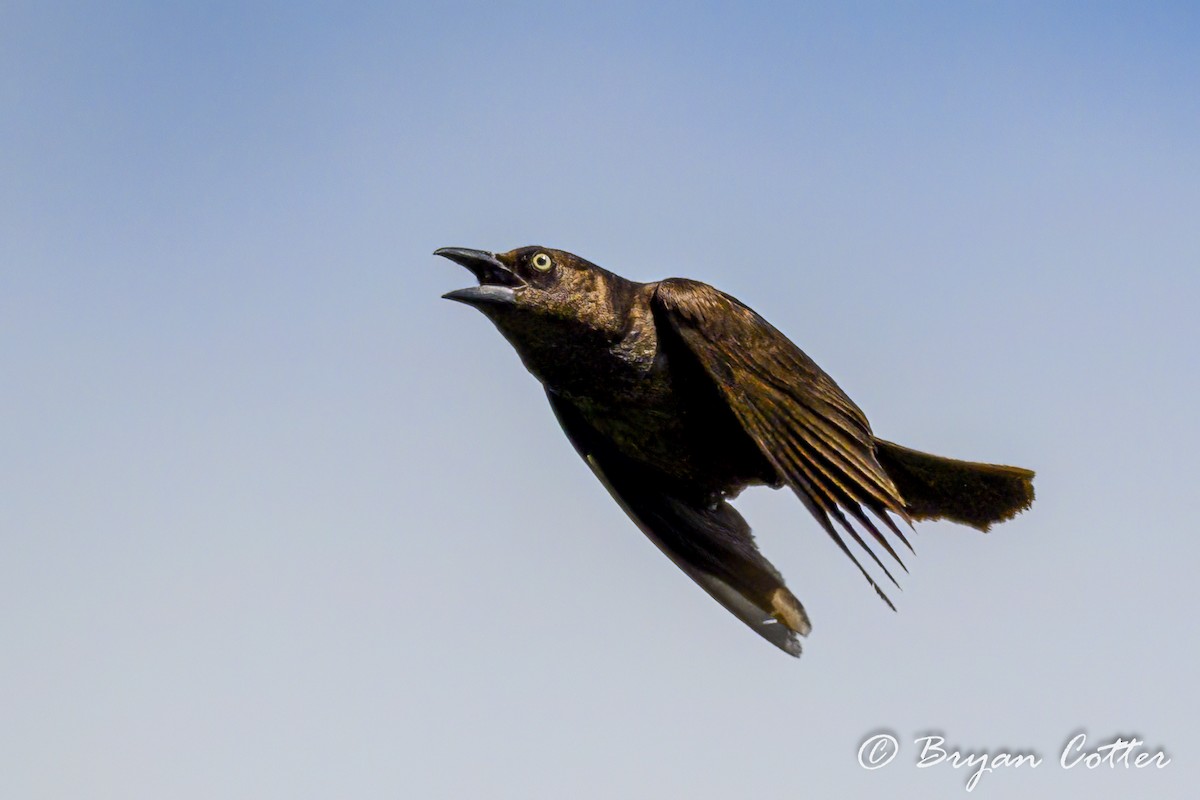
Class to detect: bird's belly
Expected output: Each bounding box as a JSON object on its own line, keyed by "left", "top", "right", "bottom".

{"left": 574, "top": 399, "right": 685, "bottom": 462}
{"left": 524, "top": 331, "right": 773, "bottom": 495}
{"left": 569, "top": 390, "right": 770, "bottom": 496}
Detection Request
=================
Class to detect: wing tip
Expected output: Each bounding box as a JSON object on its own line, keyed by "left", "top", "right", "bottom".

{"left": 770, "top": 587, "right": 813, "bottom": 637}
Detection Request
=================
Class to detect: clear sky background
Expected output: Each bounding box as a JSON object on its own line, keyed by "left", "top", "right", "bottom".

{"left": 3, "top": 3, "right": 1198, "bottom": 798}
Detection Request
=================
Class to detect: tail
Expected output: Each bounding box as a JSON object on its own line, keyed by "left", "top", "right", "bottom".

{"left": 873, "top": 439, "right": 1035, "bottom": 531}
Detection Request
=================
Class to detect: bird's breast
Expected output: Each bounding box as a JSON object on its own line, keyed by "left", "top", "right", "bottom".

{"left": 557, "top": 347, "right": 771, "bottom": 495}
{"left": 501, "top": 309, "right": 773, "bottom": 494}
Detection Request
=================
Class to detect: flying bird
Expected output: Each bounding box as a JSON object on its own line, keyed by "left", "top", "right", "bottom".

{"left": 437, "top": 245, "right": 1034, "bottom": 656}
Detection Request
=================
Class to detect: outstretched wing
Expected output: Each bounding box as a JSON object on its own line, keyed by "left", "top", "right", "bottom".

{"left": 546, "top": 390, "right": 810, "bottom": 657}
{"left": 652, "top": 278, "right": 912, "bottom": 609}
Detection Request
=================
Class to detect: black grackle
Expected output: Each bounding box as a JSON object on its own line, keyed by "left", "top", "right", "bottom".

{"left": 437, "top": 245, "right": 1035, "bottom": 656}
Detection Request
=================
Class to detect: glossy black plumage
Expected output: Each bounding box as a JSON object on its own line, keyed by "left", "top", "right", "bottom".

{"left": 437, "top": 245, "right": 1035, "bottom": 656}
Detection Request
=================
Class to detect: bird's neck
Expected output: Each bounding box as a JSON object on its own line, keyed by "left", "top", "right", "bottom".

{"left": 501, "top": 280, "right": 658, "bottom": 398}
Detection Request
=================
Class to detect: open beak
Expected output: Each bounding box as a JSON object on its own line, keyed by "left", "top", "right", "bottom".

{"left": 435, "top": 247, "right": 524, "bottom": 306}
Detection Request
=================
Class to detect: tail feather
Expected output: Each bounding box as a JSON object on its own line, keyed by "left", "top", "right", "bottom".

{"left": 873, "top": 438, "right": 1035, "bottom": 531}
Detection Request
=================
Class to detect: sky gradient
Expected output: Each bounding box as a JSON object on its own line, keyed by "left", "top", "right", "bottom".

{"left": 3, "top": 3, "right": 1198, "bottom": 798}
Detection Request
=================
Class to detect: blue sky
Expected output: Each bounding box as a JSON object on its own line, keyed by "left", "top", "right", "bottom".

{"left": 3, "top": 3, "right": 1198, "bottom": 798}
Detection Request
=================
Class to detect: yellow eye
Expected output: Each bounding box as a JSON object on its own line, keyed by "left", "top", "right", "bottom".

{"left": 531, "top": 252, "right": 553, "bottom": 272}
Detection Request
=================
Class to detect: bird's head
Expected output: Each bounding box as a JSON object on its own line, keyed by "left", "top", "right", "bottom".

{"left": 436, "top": 245, "right": 636, "bottom": 345}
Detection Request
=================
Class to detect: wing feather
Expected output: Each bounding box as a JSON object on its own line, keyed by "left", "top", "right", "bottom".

{"left": 653, "top": 278, "right": 913, "bottom": 605}
{"left": 546, "top": 390, "right": 811, "bottom": 656}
